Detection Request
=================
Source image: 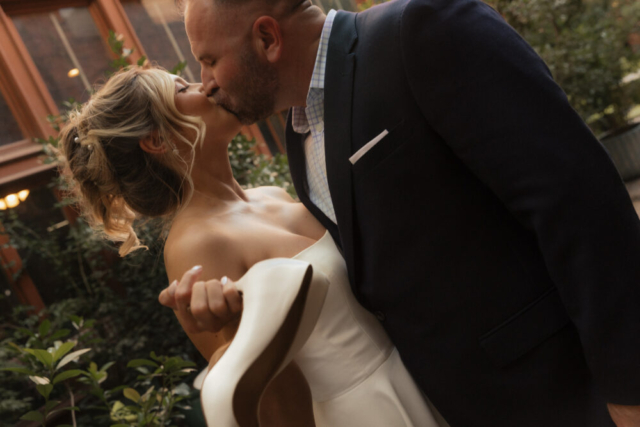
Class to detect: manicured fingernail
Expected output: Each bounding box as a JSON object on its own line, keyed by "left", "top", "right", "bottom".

{"left": 191, "top": 265, "right": 203, "bottom": 273}
{"left": 221, "top": 276, "right": 228, "bottom": 286}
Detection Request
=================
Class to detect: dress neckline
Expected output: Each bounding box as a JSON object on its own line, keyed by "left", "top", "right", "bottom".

{"left": 292, "top": 230, "right": 331, "bottom": 259}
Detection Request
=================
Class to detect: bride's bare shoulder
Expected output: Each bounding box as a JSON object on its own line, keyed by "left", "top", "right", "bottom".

{"left": 163, "top": 219, "right": 247, "bottom": 283}
{"left": 249, "top": 186, "right": 296, "bottom": 202}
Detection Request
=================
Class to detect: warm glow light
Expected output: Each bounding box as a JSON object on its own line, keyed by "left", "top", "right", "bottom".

{"left": 18, "top": 189, "right": 30, "bottom": 201}
{"left": 5, "top": 194, "right": 19, "bottom": 209}
{"left": 68, "top": 68, "right": 80, "bottom": 78}
{"left": 0, "top": 199, "right": 6, "bottom": 210}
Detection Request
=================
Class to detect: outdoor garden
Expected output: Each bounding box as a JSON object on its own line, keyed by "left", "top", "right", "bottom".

{"left": 0, "top": 0, "right": 639, "bottom": 426}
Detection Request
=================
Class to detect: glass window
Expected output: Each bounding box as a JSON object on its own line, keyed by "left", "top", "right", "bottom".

{"left": 0, "top": 90, "right": 24, "bottom": 146}
{"left": 122, "top": 0, "right": 200, "bottom": 83}
{"left": 12, "top": 7, "right": 113, "bottom": 108}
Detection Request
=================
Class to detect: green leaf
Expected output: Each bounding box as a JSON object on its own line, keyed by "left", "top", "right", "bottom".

{"left": 0, "top": 366, "right": 37, "bottom": 376}
{"left": 57, "top": 348, "right": 91, "bottom": 369}
{"left": 45, "top": 400, "right": 61, "bottom": 412}
{"left": 24, "top": 348, "right": 54, "bottom": 369}
{"left": 36, "top": 383, "right": 53, "bottom": 399}
{"left": 7, "top": 342, "right": 23, "bottom": 353}
{"left": 38, "top": 319, "right": 51, "bottom": 337}
{"left": 127, "top": 359, "right": 158, "bottom": 368}
{"left": 111, "top": 425, "right": 131, "bottom": 427}
{"left": 50, "top": 329, "right": 71, "bottom": 341}
{"left": 53, "top": 341, "right": 75, "bottom": 365}
{"left": 123, "top": 387, "right": 141, "bottom": 403}
{"left": 20, "top": 411, "right": 44, "bottom": 422}
{"left": 28, "top": 375, "right": 50, "bottom": 385}
{"left": 170, "top": 60, "right": 188, "bottom": 75}
{"left": 100, "top": 361, "right": 115, "bottom": 372}
{"left": 17, "top": 328, "right": 35, "bottom": 338}
{"left": 137, "top": 55, "right": 147, "bottom": 66}
{"left": 53, "top": 369, "right": 82, "bottom": 384}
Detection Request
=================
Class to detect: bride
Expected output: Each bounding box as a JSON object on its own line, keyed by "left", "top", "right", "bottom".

{"left": 58, "top": 65, "right": 443, "bottom": 427}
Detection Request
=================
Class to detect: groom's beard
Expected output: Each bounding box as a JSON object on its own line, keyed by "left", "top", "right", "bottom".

{"left": 215, "top": 48, "right": 279, "bottom": 125}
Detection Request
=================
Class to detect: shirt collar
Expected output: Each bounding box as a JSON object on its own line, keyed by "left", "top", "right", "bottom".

{"left": 291, "top": 9, "right": 337, "bottom": 134}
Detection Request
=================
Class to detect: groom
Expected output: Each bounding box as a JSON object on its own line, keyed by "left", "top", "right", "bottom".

{"left": 172, "top": 0, "right": 640, "bottom": 425}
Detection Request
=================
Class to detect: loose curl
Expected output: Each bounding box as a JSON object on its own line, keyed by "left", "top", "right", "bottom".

{"left": 57, "top": 66, "right": 206, "bottom": 256}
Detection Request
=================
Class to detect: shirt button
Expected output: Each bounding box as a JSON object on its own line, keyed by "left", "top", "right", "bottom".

{"left": 374, "top": 311, "right": 386, "bottom": 322}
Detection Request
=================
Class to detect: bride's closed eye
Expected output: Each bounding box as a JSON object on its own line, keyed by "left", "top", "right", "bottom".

{"left": 178, "top": 85, "right": 190, "bottom": 93}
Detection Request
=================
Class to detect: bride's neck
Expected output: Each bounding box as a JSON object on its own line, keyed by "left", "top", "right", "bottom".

{"left": 188, "top": 145, "right": 248, "bottom": 206}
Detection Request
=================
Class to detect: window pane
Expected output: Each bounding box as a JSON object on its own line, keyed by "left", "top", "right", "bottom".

{"left": 0, "top": 90, "right": 24, "bottom": 146}
{"left": 122, "top": 0, "right": 200, "bottom": 83}
{"left": 13, "top": 7, "right": 113, "bottom": 108}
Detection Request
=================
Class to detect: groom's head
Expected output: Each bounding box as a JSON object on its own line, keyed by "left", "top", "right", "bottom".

{"left": 184, "top": 0, "right": 325, "bottom": 125}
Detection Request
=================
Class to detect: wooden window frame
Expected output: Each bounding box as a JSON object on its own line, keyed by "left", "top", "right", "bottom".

{"left": 0, "top": 0, "right": 147, "bottom": 311}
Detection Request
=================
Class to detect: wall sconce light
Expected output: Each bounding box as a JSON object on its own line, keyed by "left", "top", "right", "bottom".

{"left": 0, "top": 190, "right": 30, "bottom": 210}
{"left": 68, "top": 68, "right": 80, "bottom": 78}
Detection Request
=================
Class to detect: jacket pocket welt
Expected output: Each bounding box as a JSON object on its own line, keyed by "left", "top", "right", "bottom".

{"left": 479, "top": 287, "right": 571, "bottom": 368}
{"left": 351, "top": 120, "right": 414, "bottom": 181}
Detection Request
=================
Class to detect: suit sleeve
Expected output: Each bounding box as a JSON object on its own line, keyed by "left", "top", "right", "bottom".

{"left": 400, "top": 0, "right": 640, "bottom": 404}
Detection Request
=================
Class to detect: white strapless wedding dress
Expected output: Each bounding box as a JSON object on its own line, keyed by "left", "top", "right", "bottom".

{"left": 292, "top": 231, "right": 444, "bottom": 427}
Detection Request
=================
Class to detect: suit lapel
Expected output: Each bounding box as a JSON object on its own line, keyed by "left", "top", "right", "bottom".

{"left": 324, "top": 11, "right": 358, "bottom": 286}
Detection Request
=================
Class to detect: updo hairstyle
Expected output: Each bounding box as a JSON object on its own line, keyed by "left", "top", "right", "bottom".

{"left": 58, "top": 66, "right": 206, "bottom": 256}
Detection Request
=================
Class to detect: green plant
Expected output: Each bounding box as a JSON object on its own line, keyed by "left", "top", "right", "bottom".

{"left": 110, "top": 353, "right": 196, "bottom": 427}
{"left": 357, "top": 0, "right": 387, "bottom": 11}
{"left": 228, "top": 133, "right": 296, "bottom": 198}
{"left": 485, "top": 0, "right": 640, "bottom": 136}
{"left": 0, "top": 310, "right": 101, "bottom": 427}
{"left": 0, "top": 301, "right": 199, "bottom": 427}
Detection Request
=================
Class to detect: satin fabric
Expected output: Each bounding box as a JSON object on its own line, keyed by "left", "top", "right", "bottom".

{"left": 294, "top": 232, "right": 444, "bottom": 426}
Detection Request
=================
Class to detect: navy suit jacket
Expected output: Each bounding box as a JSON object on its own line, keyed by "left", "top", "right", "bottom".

{"left": 285, "top": 1, "right": 640, "bottom": 425}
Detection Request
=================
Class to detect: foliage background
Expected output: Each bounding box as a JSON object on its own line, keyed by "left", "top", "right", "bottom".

{"left": 484, "top": 0, "right": 640, "bottom": 136}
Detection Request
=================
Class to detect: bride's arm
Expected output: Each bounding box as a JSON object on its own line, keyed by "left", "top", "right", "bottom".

{"left": 163, "top": 229, "right": 316, "bottom": 426}
{"left": 163, "top": 232, "right": 245, "bottom": 360}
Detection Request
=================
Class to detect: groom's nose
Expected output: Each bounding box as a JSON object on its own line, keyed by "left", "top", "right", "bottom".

{"left": 201, "top": 68, "right": 218, "bottom": 96}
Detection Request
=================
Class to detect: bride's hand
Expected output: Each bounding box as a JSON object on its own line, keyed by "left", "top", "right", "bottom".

{"left": 159, "top": 265, "right": 243, "bottom": 333}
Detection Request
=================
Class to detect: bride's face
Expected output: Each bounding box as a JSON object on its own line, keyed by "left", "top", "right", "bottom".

{"left": 171, "top": 74, "right": 241, "bottom": 140}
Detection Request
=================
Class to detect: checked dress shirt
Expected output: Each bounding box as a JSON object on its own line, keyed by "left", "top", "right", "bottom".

{"left": 291, "top": 9, "right": 337, "bottom": 224}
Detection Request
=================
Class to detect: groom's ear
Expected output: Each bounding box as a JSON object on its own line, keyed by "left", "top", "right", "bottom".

{"left": 252, "top": 16, "right": 282, "bottom": 63}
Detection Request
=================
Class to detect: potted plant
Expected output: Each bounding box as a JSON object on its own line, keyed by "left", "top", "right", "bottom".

{"left": 486, "top": 0, "right": 640, "bottom": 180}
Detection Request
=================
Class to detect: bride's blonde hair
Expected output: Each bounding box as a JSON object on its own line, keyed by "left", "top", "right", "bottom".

{"left": 58, "top": 66, "right": 206, "bottom": 256}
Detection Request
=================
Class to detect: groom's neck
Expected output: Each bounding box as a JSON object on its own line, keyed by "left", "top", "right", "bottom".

{"left": 275, "top": 6, "right": 326, "bottom": 109}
